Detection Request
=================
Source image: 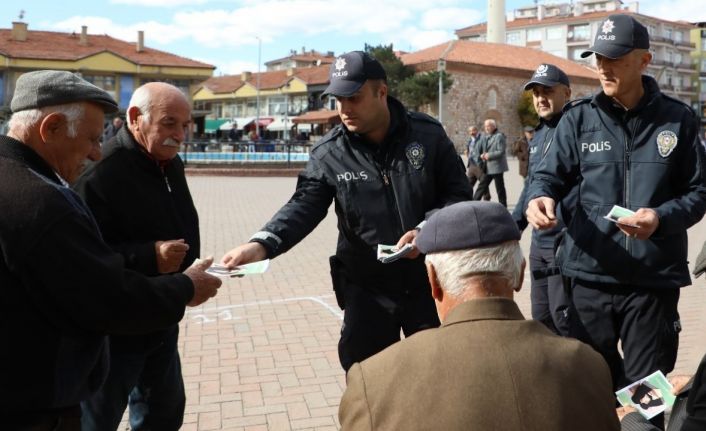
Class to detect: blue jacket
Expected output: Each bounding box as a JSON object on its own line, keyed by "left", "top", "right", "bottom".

{"left": 528, "top": 76, "right": 706, "bottom": 287}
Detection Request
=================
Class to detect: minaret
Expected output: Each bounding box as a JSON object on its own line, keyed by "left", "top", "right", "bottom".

{"left": 486, "top": 0, "right": 506, "bottom": 44}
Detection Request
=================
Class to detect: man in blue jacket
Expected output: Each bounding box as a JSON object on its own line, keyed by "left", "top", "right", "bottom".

{"left": 513, "top": 63, "right": 574, "bottom": 336}
{"left": 526, "top": 13, "right": 706, "bottom": 403}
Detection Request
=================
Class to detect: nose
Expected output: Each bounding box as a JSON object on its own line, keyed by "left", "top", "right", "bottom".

{"left": 337, "top": 99, "right": 350, "bottom": 114}
{"left": 88, "top": 140, "right": 102, "bottom": 161}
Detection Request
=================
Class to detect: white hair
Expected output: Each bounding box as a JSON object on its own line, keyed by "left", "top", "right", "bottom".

{"left": 8, "top": 103, "right": 85, "bottom": 138}
{"left": 425, "top": 241, "right": 524, "bottom": 298}
{"left": 128, "top": 85, "right": 152, "bottom": 122}
{"left": 485, "top": 118, "right": 497, "bottom": 128}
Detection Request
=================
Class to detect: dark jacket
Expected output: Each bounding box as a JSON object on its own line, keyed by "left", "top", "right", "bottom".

{"left": 250, "top": 96, "right": 471, "bottom": 287}
{"left": 0, "top": 136, "right": 193, "bottom": 416}
{"left": 478, "top": 130, "right": 508, "bottom": 175}
{"left": 511, "top": 136, "right": 530, "bottom": 177}
{"left": 74, "top": 126, "right": 200, "bottom": 351}
{"left": 528, "top": 76, "right": 706, "bottom": 287}
{"left": 513, "top": 114, "right": 578, "bottom": 249}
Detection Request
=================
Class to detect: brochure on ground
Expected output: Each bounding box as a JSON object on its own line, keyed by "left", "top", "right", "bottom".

{"left": 377, "top": 243, "right": 414, "bottom": 264}
{"left": 206, "top": 259, "right": 270, "bottom": 278}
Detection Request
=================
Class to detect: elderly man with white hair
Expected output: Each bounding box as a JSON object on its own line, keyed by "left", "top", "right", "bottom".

{"left": 0, "top": 70, "right": 220, "bottom": 430}
{"left": 473, "top": 118, "right": 509, "bottom": 207}
{"left": 339, "top": 201, "right": 619, "bottom": 431}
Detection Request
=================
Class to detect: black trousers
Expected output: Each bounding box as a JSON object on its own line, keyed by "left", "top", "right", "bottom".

{"left": 570, "top": 281, "right": 681, "bottom": 391}
{"left": 473, "top": 173, "right": 506, "bottom": 207}
{"left": 529, "top": 243, "right": 573, "bottom": 336}
{"left": 338, "top": 283, "right": 440, "bottom": 372}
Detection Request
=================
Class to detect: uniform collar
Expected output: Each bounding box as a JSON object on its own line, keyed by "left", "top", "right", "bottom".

{"left": 441, "top": 298, "right": 525, "bottom": 327}
{"left": 592, "top": 75, "right": 659, "bottom": 118}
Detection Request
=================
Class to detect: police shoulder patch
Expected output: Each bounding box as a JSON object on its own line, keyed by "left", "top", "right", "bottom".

{"left": 405, "top": 142, "right": 425, "bottom": 170}
{"left": 656, "top": 130, "right": 678, "bottom": 158}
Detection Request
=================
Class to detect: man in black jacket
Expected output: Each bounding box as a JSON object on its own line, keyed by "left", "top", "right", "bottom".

{"left": 221, "top": 51, "right": 471, "bottom": 371}
{"left": 526, "top": 13, "right": 706, "bottom": 409}
{"left": 0, "top": 71, "right": 220, "bottom": 430}
{"left": 75, "top": 82, "right": 198, "bottom": 430}
{"left": 512, "top": 63, "right": 575, "bottom": 336}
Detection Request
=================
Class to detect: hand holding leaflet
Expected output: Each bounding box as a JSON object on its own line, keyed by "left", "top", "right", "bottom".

{"left": 377, "top": 244, "right": 414, "bottom": 264}
{"left": 206, "top": 259, "right": 270, "bottom": 278}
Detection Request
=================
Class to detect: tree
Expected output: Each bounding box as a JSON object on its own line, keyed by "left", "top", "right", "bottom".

{"left": 364, "top": 43, "right": 413, "bottom": 98}
{"left": 397, "top": 71, "right": 453, "bottom": 110}
{"left": 364, "top": 43, "right": 453, "bottom": 111}
{"left": 517, "top": 90, "right": 539, "bottom": 128}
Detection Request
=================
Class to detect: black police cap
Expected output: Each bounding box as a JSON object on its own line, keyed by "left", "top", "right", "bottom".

{"left": 581, "top": 14, "right": 650, "bottom": 59}
{"left": 523, "top": 63, "right": 570, "bottom": 91}
{"left": 321, "top": 51, "right": 387, "bottom": 98}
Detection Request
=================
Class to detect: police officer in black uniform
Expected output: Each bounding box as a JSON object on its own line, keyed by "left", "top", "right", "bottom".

{"left": 513, "top": 63, "right": 575, "bottom": 336}
{"left": 221, "top": 51, "right": 471, "bottom": 371}
{"left": 526, "top": 14, "right": 706, "bottom": 411}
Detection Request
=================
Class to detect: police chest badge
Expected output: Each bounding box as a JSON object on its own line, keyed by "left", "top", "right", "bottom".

{"left": 405, "top": 142, "right": 425, "bottom": 170}
{"left": 656, "top": 130, "right": 678, "bottom": 158}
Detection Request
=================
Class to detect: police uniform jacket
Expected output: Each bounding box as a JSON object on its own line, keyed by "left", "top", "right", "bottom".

{"left": 74, "top": 126, "right": 200, "bottom": 352}
{"left": 513, "top": 114, "right": 578, "bottom": 249}
{"left": 478, "top": 130, "right": 508, "bottom": 175}
{"left": 251, "top": 96, "right": 471, "bottom": 287}
{"left": 528, "top": 76, "right": 706, "bottom": 287}
{"left": 339, "top": 298, "right": 620, "bottom": 431}
{"left": 0, "top": 136, "right": 193, "bottom": 418}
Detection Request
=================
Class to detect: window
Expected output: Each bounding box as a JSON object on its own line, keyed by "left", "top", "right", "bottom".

{"left": 487, "top": 88, "right": 497, "bottom": 109}
{"left": 570, "top": 48, "right": 585, "bottom": 61}
{"left": 569, "top": 24, "right": 590, "bottom": 41}
{"left": 674, "top": 31, "right": 682, "bottom": 42}
{"left": 702, "top": 59, "right": 706, "bottom": 70}
{"left": 328, "top": 97, "right": 337, "bottom": 110}
{"left": 702, "top": 39, "right": 706, "bottom": 51}
{"left": 84, "top": 75, "right": 116, "bottom": 98}
{"left": 675, "top": 53, "right": 682, "bottom": 65}
{"left": 546, "top": 26, "right": 563, "bottom": 40}
{"left": 648, "top": 25, "right": 656, "bottom": 36}
{"left": 268, "top": 96, "right": 286, "bottom": 115}
{"left": 664, "top": 28, "right": 672, "bottom": 39}
{"left": 527, "top": 28, "right": 542, "bottom": 41}
{"left": 506, "top": 31, "right": 522, "bottom": 45}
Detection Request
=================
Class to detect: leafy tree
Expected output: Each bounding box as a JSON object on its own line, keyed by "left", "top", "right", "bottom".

{"left": 517, "top": 90, "right": 539, "bottom": 128}
{"left": 364, "top": 43, "right": 413, "bottom": 98}
{"left": 364, "top": 43, "right": 453, "bottom": 110}
{"left": 397, "top": 71, "right": 453, "bottom": 110}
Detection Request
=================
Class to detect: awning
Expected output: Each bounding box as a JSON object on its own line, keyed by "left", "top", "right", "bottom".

{"left": 295, "top": 123, "right": 312, "bottom": 132}
{"left": 292, "top": 109, "right": 340, "bottom": 125}
{"left": 230, "top": 117, "right": 256, "bottom": 130}
{"left": 204, "top": 118, "right": 228, "bottom": 133}
{"left": 267, "top": 117, "right": 294, "bottom": 132}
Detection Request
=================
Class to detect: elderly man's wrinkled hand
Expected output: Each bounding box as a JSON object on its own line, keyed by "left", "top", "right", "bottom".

{"left": 184, "top": 256, "right": 221, "bottom": 306}
{"left": 156, "top": 239, "right": 189, "bottom": 274}
{"left": 616, "top": 406, "right": 637, "bottom": 421}
{"left": 396, "top": 229, "right": 421, "bottom": 260}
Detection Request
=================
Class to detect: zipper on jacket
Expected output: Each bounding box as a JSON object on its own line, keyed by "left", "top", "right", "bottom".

{"left": 164, "top": 174, "right": 172, "bottom": 193}
{"left": 622, "top": 118, "right": 639, "bottom": 252}
{"left": 377, "top": 163, "right": 405, "bottom": 238}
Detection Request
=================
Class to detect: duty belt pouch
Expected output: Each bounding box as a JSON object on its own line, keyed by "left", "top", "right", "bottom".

{"left": 329, "top": 255, "right": 347, "bottom": 310}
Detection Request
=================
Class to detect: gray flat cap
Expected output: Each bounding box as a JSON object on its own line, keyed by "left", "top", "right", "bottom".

{"left": 11, "top": 70, "right": 118, "bottom": 113}
{"left": 416, "top": 201, "right": 520, "bottom": 254}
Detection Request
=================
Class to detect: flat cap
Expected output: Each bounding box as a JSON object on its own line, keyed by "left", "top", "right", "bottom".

{"left": 11, "top": 70, "right": 118, "bottom": 113}
{"left": 523, "top": 63, "right": 570, "bottom": 91}
{"left": 416, "top": 201, "right": 520, "bottom": 254}
{"left": 321, "top": 51, "right": 387, "bottom": 98}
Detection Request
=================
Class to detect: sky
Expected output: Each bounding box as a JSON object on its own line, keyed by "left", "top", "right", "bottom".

{"left": 4, "top": 0, "right": 705, "bottom": 76}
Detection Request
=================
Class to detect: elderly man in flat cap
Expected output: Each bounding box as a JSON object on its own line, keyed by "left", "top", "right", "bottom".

{"left": 0, "top": 70, "right": 221, "bottom": 430}
{"left": 339, "top": 201, "right": 619, "bottom": 431}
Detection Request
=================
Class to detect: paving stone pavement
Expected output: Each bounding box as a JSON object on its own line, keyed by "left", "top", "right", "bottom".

{"left": 119, "top": 162, "right": 706, "bottom": 430}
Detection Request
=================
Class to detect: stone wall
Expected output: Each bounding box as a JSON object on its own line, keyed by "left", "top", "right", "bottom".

{"left": 419, "top": 68, "right": 599, "bottom": 152}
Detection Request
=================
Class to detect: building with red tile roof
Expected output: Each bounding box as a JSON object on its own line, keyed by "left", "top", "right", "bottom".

{"left": 402, "top": 39, "right": 600, "bottom": 149}
{"left": 0, "top": 21, "right": 214, "bottom": 113}
{"left": 265, "top": 48, "right": 335, "bottom": 71}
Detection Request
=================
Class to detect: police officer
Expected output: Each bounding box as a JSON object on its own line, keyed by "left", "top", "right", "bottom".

{"left": 526, "top": 13, "right": 706, "bottom": 402}
{"left": 513, "top": 63, "right": 574, "bottom": 336}
{"left": 220, "top": 51, "right": 472, "bottom": 371}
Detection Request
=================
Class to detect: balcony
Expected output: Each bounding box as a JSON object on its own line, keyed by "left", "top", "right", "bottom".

{"left": 675, "top": 40, "right": 696, "bottom": 49}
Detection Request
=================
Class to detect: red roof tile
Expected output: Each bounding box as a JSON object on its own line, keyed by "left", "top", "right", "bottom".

{"left": 401, "top": 40, "right": 598, "bottom": 82}
{"left": 292, "top": 109, "right": 340, "bottom": 124}
{"left": 0, "top": 27, "right": 213, "bottom": 69}
{"left": 456, "top": 10, "right": 694, "bottom": 38}
{"left": 200, "top": 65, "right": 329, "bottom": 94}
{"left": 265, "top": 50, "right": 335, "bottom": 66}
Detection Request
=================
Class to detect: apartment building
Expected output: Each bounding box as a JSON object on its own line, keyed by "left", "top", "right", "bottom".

{"left": 691, "top": 23, "right": 706, "bottom": 125}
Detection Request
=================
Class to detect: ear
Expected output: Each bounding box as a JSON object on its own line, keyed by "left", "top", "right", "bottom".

{"left": 38, "top": 112, "right": 66, "bottom": 143}
{"left": 514, "top": 259, "right": 527, "bottom": 292}
{"left": 127, "top": 106, "right": 142, "bottom": 128}
{"left": 639, "top": 51, "right": 652, "bottom": 72}
{"left": 426, "top": 262, "right": 443, "bottom": 302}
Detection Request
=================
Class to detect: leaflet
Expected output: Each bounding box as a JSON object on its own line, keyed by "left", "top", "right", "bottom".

{"left": 615, "top": 370, "right": 675, "bottom": 420}
{"left": 377, "top": 243, "right": 414, "bottom": 264}
{"left": 604, "top": 205, "right": 638, "bottom": 228}
{"left": 206, "top": 259, "right": 270, "bottom": 278}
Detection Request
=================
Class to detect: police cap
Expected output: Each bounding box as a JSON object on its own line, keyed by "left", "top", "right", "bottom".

{"left": 581, "top": 14, "right": 650, "bottom": 59}
{"left": 321, "top": 51, "right": 387, "bottom": 98}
